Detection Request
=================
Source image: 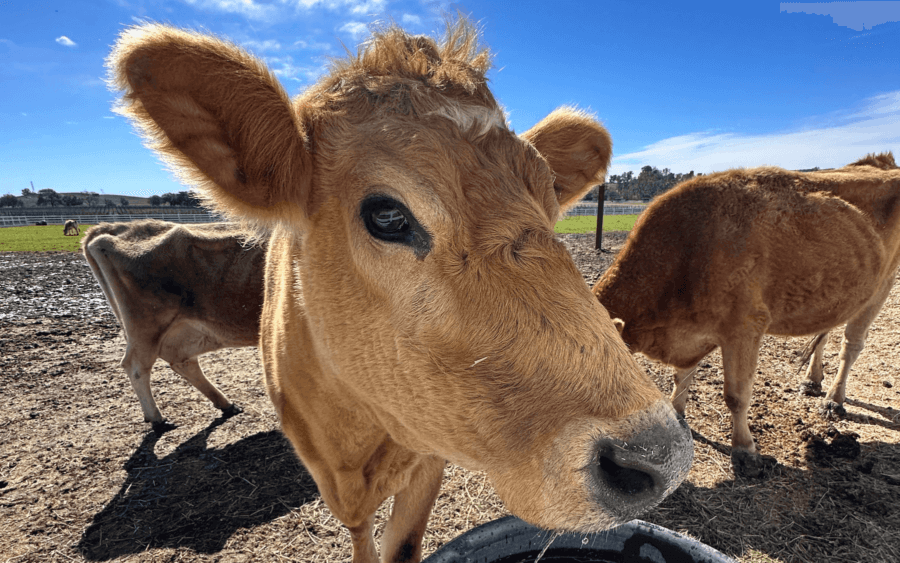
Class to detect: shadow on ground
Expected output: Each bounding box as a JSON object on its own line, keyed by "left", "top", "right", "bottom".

{"left": 77, "top": 417, "right": 317, "bottom": 560}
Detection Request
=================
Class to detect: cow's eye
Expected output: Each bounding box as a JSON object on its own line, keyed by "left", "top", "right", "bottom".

{"left": 361, "top": 196, "right": 412, "bottom": 241}
{"left": 360, "top": 195, "right": 431, "bottom": 259}
{"left": 371, "top": 206, "right": 409, "bottom": 235}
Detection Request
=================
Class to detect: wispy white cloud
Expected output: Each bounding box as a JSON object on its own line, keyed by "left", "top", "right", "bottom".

{"left": 182, "top": 0, "right": 388, "bottom": 21}
{"left": 264, "top": 55, "right": 324, "bottom": 83}
{"left": 402, "top": 14, "right": 422, "bottom": 26}
{"left": 243, "top": 39, "right": 283, "bottom": 52}
{"left": 292, "top": 39, "right": 333, "bottom": 51}
{"left": 79, "top": 76, "right": 105, "bottom": 88}
{"left": 55, "top": 36, "right": 77, "bottom": 48}
{"left": 291, "top": 0, "right": 386, "bottom": 15}
{"left": 183, "top": 0, "right": 279, "bottom": 21}
{"left": 102, "top": 116, "right": 116, "bottom": 119}
{"left": 340, "top": 21, "right": 369, "bottom": 39}
{"left": 346, "top": 0, "right": 386, "bottom": 15}
{"left": 610, "top": 90, "right": 900, "bottom": 176}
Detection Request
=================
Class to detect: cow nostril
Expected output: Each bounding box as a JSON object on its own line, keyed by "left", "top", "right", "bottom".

{"left": 596, "top": 451, "right": 655, "bottom": 497}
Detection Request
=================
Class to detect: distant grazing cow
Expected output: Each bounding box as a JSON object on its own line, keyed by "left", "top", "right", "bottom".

{"left": 82, "top": 220, "right": 265, "bottom": 430}
{"left": 108, "top": 19, "right": 693, "bottom": 563}
{"left": 594, "top": 152, "right": 900, "bottom": 476}
{"left": 63, "top": 220, "right": 79, "bottom": 236}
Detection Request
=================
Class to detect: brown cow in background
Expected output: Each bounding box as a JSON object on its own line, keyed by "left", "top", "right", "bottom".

{"left": 594, "top": 152, "right": 900, "bottom": 477}
{"left": 108, "top": 18, "right": 693, "bottom": 563}
{"left": 82, "top": 220, "right": 265, "bottom": 430}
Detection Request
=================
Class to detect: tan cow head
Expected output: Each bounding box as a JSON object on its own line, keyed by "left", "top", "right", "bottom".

{"left": 109, "top": 20, "right": 692, "bottom": 539}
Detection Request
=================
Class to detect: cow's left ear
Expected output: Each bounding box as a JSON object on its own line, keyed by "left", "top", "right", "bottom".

{"left": 520, "top": 107, "right": 612, "bottom": 211}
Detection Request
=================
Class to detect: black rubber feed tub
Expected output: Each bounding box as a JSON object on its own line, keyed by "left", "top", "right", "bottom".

{"left": 423, "top": 516, "right": 735, "bottom": 563}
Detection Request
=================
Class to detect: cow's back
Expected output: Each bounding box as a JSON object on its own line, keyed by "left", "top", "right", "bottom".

{"left": 83, "top": 220, "right": 265, "bottom": 345}
{"left": 596, "top": 167, "right": 889, "bottom": 347}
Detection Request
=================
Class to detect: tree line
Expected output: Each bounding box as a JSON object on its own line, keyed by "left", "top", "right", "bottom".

{"left": 0, "top": 188, "right": 203, "bottom": 209}
{"left": 603, "top": 166, "right": 701, "bottom": 201}
{"left": 599, "top": 165, "right": 822, "bottom": 201}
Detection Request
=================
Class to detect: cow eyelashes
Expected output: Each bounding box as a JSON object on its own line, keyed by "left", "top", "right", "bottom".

{"left": 360, "top": 195, "right": 432, "bottom": 260}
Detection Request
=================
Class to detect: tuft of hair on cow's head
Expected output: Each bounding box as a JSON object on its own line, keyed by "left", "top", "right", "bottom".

{"left": 847, "top": 151, "right": 897, "bottom": 170}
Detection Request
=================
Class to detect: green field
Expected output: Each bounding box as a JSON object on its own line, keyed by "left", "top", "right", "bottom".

{"left": 0, "top": 225, "right": 95, "bottom": 252}
{"left": 554, "top": 214, "right": 637, "bottom": 234}
{"left": 0, "top": 215, "right": 637, "bottom": 252}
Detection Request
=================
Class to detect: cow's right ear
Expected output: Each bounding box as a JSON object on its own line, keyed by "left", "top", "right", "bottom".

{"left": 612, "top": 318, "right": 625, "bottom": 335}
{"left": 107, "top": 24, "right": 313, "bottom": 227}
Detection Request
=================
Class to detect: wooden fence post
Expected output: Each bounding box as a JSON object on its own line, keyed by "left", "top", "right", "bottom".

{"left": 594, "top": 183, "right": 606, "bottom": 250}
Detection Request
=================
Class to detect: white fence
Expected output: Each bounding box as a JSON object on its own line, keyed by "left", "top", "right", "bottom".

{"left": 564, "top": 202, "right": 647, "bottom": 217}
{"left": 0, "top": 212, "right": 222, "bottom": 227}
{"left": 1, "top": 205, "right": 639, "bottom": 227}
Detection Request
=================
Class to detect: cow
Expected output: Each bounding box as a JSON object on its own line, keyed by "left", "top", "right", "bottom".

{"left": 593, "top": 152, "right": 900, "bottom": 477}
{"left": 107, "top": 20, "right": 693, "bottom": 563}
{"left": 82, "top": 219, "right": 265, "bottom": 431}
{"left": 35, "top": 220, "right": 47, "bottom": 226}
{"left": 797, "top": 153, "right": 900, "bottom": 409}
{"left": 64, "top": 220, "right": 79, "bottom": 236}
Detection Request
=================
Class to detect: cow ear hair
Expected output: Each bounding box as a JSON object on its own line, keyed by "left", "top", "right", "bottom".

{"left": 521, "top": 107, "right": 612, "bottom": 213}
{"left": 107, "top": 24, "right": 314, "bottom": 228}
{"left": 612, "top": 318, "right": 625, "bottom": 335}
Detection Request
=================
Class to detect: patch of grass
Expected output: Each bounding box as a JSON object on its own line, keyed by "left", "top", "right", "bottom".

{"left": 554, "top": 214, "right": 637, "bottom": 234}
{"left": 0, "top": 217, "right": 634, "bottom": 251}
{"left": 0, "top": 225, "right": 95, "bottom": 252}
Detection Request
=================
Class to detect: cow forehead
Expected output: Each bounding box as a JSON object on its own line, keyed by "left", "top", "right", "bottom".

{"left": 425, "top": 102, "right": 508, "bottom": 138}
{"left": 314, "top": 115, "right": 556, "bottom": 236}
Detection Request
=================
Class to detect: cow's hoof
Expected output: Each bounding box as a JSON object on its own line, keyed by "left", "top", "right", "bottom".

{"left": 221, "top": 404, "right": 243, "bottom": 418}
{"left": 820, "top": 401, "right": 846, "bottom": 419}
{"left": 731, "top": 450, "right": 775, "bottom": 479}
{"left": 798, "top": 380, "right": 824, "bottom": 397}
{"left": 152, "top": 420, "right": 177, "bottom": 435}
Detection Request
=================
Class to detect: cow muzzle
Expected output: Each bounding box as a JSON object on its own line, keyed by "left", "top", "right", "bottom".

{"left": 502, "top": 398, "right": 693, "bottom": 532}
{"left": 587, "top": 399, "right": 693, "bottom": 522}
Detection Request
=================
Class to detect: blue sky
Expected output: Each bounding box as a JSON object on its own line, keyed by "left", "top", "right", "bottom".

{"left": 1, "top": 0, "right": 898, "bottom": 197}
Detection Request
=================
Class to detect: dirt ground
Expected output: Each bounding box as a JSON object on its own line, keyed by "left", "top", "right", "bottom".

{"left": 2, "top": 233, "right": 899, "bottom": 563}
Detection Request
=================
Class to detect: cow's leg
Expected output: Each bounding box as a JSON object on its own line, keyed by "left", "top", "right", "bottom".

{"left": 347, "top": 514, "right": 378, "bottom": 563}
{"left": 721, "top": 334, "right": 764, "bottom": 477}
{"left": 670, "top": 365, "right": 698, "bottom": 415}
{"left": 800, "top": 333, "right": 828, "bottom": 397}
{"left": 823, "top": 279, "right": 894, "bottom": 416}
{"left": 168, "top": 357, "right": 241, "bottom": 417}
{"left": 120, "top": 344, "right": 165, "bottom": 426}
{"left": 380, "top": 456, "right": 445, "bottom": 563}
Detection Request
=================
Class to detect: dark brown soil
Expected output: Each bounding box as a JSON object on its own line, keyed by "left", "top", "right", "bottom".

{"left": 2, "top": 233, "right": 899, "bottom": 562}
